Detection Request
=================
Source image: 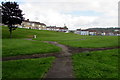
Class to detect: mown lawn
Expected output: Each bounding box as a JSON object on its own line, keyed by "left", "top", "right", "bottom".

{"left": 2, "top": 26, "right": 94, "bottom": 41}
{"left": 2, "top": 39, "right": 61, "bottom": 57}
{"left": 2, "top": 26, "right": 119, "bottom": 57}
{"left": 2, "top": 57, "right": 55, "bottom": 79}
{"left": 59, "top": 36, "right": 119, "bottom": 48}
{"left": 2, "top": 26, "right": 119, "bottom": 48}
{"left": 72, "top": 49, "right": 118, "bottom": 78}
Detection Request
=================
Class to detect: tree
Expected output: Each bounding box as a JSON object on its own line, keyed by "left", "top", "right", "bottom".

{"left": 1, "top": 1, "right": 24, "bottom": 38}
{"left": 64, "top": 24, "right": 68, "bottom": 29}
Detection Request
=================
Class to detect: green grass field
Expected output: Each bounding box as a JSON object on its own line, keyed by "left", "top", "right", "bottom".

{"left": 2, "top": 26, "right": 119, "bottom": 79}
{"left": 2, "top": 57, "right": 55, "bottom": 79}
{"left": 2, "top": 26, "right": 119, "bottom": 48}
{"left": 72, "top": 49, "right": 118, "bottom": 78}
{"left": 2, "top": 39, "right": 61, "bottom": 57}
{"left": 2, "top": 26, "right": 90, "bottom": 41}
{"left": 59, "top": 36, "right": 119, "bottom": 48}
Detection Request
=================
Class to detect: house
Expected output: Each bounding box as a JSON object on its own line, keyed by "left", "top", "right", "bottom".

{"left": 21, "top": 19, "right": 46, "bottom": 30}
{"left": 114, "top": 30, "right": 120, "bottom": 36}
{"left": 46, "top": 26, "right": 68, "bottom": 32}
{"left": 55, "top": 27, "right": 61, "bottom": 31}
{"left": 102, "top": 31, "right": 114, "bottom": 36}
{"left": 46, "top": 26, "right": 58, "bottom": 31}
{"left": 114, "top": 29, "right": 120, "bottom": 36}
{"left": 74, "top": 29, "right": 89, "bottom": 35}
{"left": 65, "top": 30, "right": 70, "bottom": 33}
{"left": 108, "top": 32, "right": 115, "bottom": 36}
{"left": 59, "top": 27, "right": 68, "bottom": 32}
{"left": 75, "top": 29, "right": 90, "bottom": 35}
{"left": 75, "top": 29, "right": 104, "bottom": 36}
{"left": 75, "top": 27, "right": 120, "bottom": 36}
{"left": 88, "top": 30, "right": 97, "bottom": 35}
{"left": 101, "top": 32, "right": 106, "bottom": 36}
{"left": 74, "top": 29, "right": 81, "bottom": 34}
{"left": 114, "top": 29, "right": 119, "bottom": 32}
{"left": 80, "top": 30, "right": 89, "bottom": 35}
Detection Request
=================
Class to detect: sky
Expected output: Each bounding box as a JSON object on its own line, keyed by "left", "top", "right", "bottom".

{"left": 0, "top": 0, "right": 119, "bottom": 30}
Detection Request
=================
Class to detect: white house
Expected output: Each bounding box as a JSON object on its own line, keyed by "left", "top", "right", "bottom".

{"left": 74, "top": 31, "right": 81, "bottom": 34}
{"left": 89, "top": 30, "right": 97, "bottom": 35}
{"left": 74, "top": 29, "right": 81, "bottom": 34}
{"left": 108, "top": 32, "right": 115, "bottom": 36}
{"left": 46, "top": 26, "right": 56, "bottom": 31}
{"left": 74, "top": 29, "right": 89, "bottom": 35}
{"left": 21, "top": 19, "right": 46, "bottom": 30}
{"left": 46, "top": 26, "right": 68, "bottom": 32}
{"left": 59, "top": 27, "right": 68, "bottom": 32}
{"left": 75, "top": 29, "right": 98, "bottom": 35}
{"left": 80, "top": 30, "right": 89, "bottom": 35}
{"left": 101, "top": 32, "right": 106, "bottom": 36}
{"left": 117, "top": 34, "right": 120, "bottom": 36}
{"left": 65, "top": 30, "right": 70, "bottom": 33}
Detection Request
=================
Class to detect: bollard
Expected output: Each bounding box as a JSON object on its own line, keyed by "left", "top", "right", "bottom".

{"left": 33, "top": 35, "right": 36, "bottom": 38}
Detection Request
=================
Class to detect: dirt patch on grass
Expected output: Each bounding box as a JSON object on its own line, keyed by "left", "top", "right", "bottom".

{"left": 2, "top": 41, "right": 120, "bottom": 61}
{"left": 68, "top": 46, "right": 120, "bottom": 54}
{"left": 2, "top": 52, "right": 59, "bottom": 61}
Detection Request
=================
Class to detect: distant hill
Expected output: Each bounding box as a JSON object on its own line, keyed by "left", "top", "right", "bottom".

{"left": 88, "top": 28, "right": 120, "bottom": 32}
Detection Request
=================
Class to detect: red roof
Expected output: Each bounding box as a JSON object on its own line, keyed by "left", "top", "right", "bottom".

{"left": 46, "top": 26, "right": 68, "bottom": 29}
{"left": 23, "top": 20, "right": 46, "bottom": 26}
{"left": 81, "top": 30, "right": 89, "bottom": 31}
{"left": 76, "top": 29, "right": 81, "bottom": 31}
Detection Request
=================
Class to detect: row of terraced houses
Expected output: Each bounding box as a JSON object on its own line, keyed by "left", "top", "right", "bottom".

{"left": 17, "top": 19, "right": 68, "bottom": 32}
{"left": 74, "top": 28, "right": 120, "bottom": 36}
{"left": 16, "top": 19, "right": 120, "bottom": 36}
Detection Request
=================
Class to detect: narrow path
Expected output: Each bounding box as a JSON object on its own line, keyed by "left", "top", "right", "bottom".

{"left": 44, "top": 57, "right": 74, "bottom": 78}
{"left": 2, "top": 52, "right": 58, "bottom": 61}
{"left": 44, "top": 41, "right": 71, "bottom": 57}
{"left": 43, "top": 41, "right": 74, "bottom": 78}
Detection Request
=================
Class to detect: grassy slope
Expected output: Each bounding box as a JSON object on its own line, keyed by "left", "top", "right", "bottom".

{"left": 2, "top": 57, "right": 55, "bottom": 79}
{"left": 2, "top": 39, "right": 61, "bottom": 57}
{"left": 2, "top": 26, "right": 119, "bottom": 79}
{"left": 59, "top": 36, "right": 119, "bottom": 48}
{"left": 2, "top": 26, "right": 90, "bottom": 41}
{"left": 2, "top": 26, "right": 119, "bottom": 48}
{"left": 2, "top": 26, "right": 61, "bottom": 57}
{"left": 72, "top": 49, "right": 118, "bottom": 78}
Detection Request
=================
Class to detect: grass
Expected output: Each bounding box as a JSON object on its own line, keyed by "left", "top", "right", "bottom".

{"left": 2, "top": 57, "right": 55, "bottom": 79}
{"left": 2, "top": 39, "right": 61, "bottom": 57}
{"left": 2, "top": 26, "right": 119, "bottom": 57}
{"left": 1, "top": 26, "right": 119, "bottom": 79}
{"left": 2, "top": 26, "right": 119, "bottom": 48}
{"left": 72, "top": 49, "right": 118, "bottom": 78}
{"left": 2, "top": 26, "right": 95, "bottom": 41}
{"left": 59, "top": 36, "right": 119, "bottom": 48}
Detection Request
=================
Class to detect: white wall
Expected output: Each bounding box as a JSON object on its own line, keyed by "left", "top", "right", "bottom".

{"left": 80, "top": 31, "right": 89, "bottom": 35}
{"left": 74, "top": 31, "right": 80, "bottom": 34}
{"left": 89, "top": 32, "right": 96, "bottom": 35}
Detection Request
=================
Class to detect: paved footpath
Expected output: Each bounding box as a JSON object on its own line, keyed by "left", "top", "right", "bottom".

{"left": 45, "top": 57, "right": 74, "bottom": 78}
{"left": 43, "top": 41, "right": 74, "bottom": 78}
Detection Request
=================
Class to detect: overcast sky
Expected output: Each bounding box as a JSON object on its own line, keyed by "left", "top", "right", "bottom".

{"left": 1, "top": 0, "right": 119, "bottom": 30}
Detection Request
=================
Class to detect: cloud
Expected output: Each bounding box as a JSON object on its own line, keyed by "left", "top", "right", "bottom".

{"left": 7, "top": 0, "right": 119, "bottom": 29}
